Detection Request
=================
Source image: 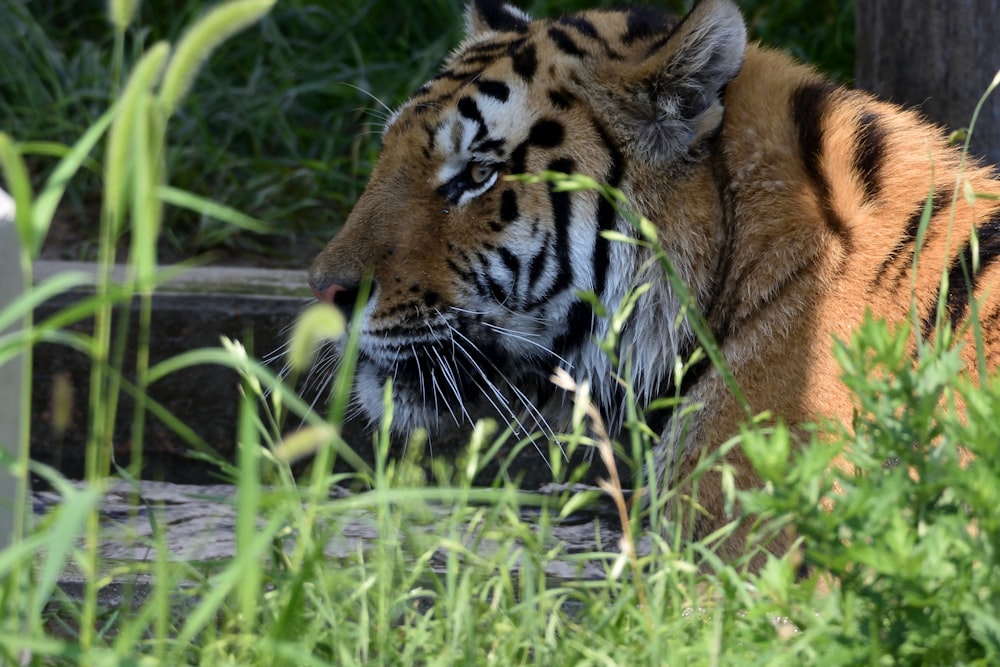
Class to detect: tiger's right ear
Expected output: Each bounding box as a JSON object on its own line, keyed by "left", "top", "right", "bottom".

{"left": 466, "top": 0, "right": 531, "bottom": 36}
{"left": 608, "top": 0, "right": 747, "bottom": 165}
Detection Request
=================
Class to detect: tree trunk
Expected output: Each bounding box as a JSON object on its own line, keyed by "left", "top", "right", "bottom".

{"left": 856, "top": 0, "right": 1000, "bottom": 166}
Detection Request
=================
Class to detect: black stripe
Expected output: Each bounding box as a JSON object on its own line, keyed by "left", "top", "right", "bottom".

{"left": 497, "top": 246, "right": 522, "bottom": 305}
{"left": 552, "top": 299, "right": 593, "bottom": 354}
{"left": 532, "top": 157, "right": 576, "bottom": 304}
{"left": 423, "top": 123, "right": 437, "bottom": 156}
{"left": 459, "top": 52, "right": 509, "bottom": 68}
{"left": 446, "top": 255, "right": 476, "bottom": 283}
{"left": 944, "top": 215, "right": 1000, "bottom": 331}
{"left": 510, "top": 42, "right": 538, "bottom": 82}
{"left": 547, "top": 26, "right": 585, "bottom": 57}
{"left": 509, "top": 140, "right": 528, "bottom": 175}
{"left": 548, "top": 89, "right": 575, "bottom": 110}
{"left": 557, "top": 15, "right": 623, "bottom": 59}
{"left": 474, "top": 2, "right": 529, "bottom": 33}
{"left": 500, "top": 189, "right": 519, "bottom": 222}
{"left": 456, "top": 96, "right": 489, "bottom": 142}
{"left": 457, "top": 96, "right": 484, "bottom": 124}
{"left": 701, "top": 137, "right": 738, "bottom": 344}
{"left": 871, "top": 188, "right": 951, "bottom": 289}
{"left": 465, "top": 37, "right": 524, "bottom": 55}
{"left": 793, "top": 82, "right": 834, "bottom": 187}
{"left": 919, "top": 295, "right": 942, "bottom": 342}
{"left": 476, "top": 137, "right": 506, "bottom": 155}
{"left": 644, "top": 5, "right": 689, "bottom": 57}
{"left": 475, "top": 79, "right": 510, "bottom": 102}
{"left": 497, "top": 245, "right": 521, "bottom": 275}
{"left": 647, "top": 34, "right": 671, "bottom": 55}
{"left": 431, "top": 69, "right": 486, "bottom": 83}
{"left": 624, "top": 7, "right": 670, "bottom": 44}
{"left": 594, "top": 201, "right": 613, "bottom": 298}
{"left": 853, "top": 110, "right": 886, "bottom": 204}
{"left": 792, "top": 81, "right": 852, "bottom": 246}
{"left": 592, "top": 118, "right": 626, "bottom": 297}
{"left": 528, "top": 119, "right": 564, "bottom": 148}
{"left": 411, "top": 93, "right": 457, "bottom": 114}
{"left": 593, "top": 118, "right": 625, "bottom": 186}
{"left": 558, "top": 15, "right": 599, "bottom": 40}
{"left": 527, "top": 232, "right": 551, "bottom": 288}
{"left": 920, "top": 213, "right": 1000, "bottom": 338}
{"left": 473, "top": 250, "right": 508, "bottom": 304}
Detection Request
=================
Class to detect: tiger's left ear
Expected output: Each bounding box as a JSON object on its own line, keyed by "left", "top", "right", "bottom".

{"left": 466, "top": 0, "right": 531, "bottom": 36}
{"left": 613, "top": 0, "right": 747, "bottom": 164}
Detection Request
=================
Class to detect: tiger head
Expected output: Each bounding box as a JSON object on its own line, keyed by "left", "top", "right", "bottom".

{"left": 308, "top": 0, "right": 747, "bottom": 436}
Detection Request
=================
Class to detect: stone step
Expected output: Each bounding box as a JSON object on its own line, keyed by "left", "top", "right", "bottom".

{"left": 33, "top": 479, "right": 624, "bottom": 582}
{"left": 31, "top": 260, "right": 320, "bottom": 484}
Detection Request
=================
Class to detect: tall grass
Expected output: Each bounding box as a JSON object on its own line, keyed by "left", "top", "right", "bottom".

{"left": 0, "top": 0, "right": 997, "bottom": 665}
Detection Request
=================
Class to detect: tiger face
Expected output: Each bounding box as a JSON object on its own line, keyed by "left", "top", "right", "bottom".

{"left": 309, "top": 0, "right": 741, "bottom": 436}
{"left": 310, "top": 0, "right": 1000, "bottom": 559}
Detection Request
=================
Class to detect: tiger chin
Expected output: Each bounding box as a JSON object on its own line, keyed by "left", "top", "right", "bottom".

{"left": 308, "top": 0, "right": 1000, "bottom": 566}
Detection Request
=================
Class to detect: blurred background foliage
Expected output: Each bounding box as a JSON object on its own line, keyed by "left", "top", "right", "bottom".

{"left": 0, "top": 0, "right": 854, "bottom": 265}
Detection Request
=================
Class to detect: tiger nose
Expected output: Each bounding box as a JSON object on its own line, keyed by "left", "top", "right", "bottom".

{"left": 310, "top": 279, "right": 361, "bottom": 315}
{"left": 311, "top": 281, "right": 343, "bottom": 303}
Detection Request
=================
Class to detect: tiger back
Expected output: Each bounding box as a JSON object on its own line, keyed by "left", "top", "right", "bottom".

{"left": 308, "top": 0, "right": 1000, "bottom": 563}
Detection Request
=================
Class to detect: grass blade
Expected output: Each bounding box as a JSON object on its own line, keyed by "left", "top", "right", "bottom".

{"left": 158, "top": 0, "right": 277, "bottom": 118}
{"left": 30, "top": 107, "right": 116, "bottom": 258}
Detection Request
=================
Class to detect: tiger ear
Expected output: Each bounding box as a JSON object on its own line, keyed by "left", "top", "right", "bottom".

{"left": 465, "top": 0, "right": 531, "bottom": 36}
{"left": 616, "top": 0, "right": 747, "bottom": 164}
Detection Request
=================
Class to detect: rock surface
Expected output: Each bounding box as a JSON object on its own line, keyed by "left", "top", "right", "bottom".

{"left": 34, "top": 479, "right": 630, "bottom": 584}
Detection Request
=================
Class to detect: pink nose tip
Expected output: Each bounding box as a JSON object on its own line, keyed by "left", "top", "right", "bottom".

{"left": 312, "top": 282, "right": 346, "bottom": 304}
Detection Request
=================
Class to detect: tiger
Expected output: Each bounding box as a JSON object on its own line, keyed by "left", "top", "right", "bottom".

{"left": 308, "top": 0, "right": 1000, "bottom": 564}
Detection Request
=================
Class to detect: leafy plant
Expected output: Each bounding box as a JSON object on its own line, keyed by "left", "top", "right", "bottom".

{"left": 742, "top": 315, "right": 1000, "bottom": 665}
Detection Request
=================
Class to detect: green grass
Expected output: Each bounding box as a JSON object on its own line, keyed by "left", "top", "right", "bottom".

{"left": 3, "top": 1, "right": 998, "bottom": 665}
{"left": 0, "top": 0, "right": 854, "bottom": 264}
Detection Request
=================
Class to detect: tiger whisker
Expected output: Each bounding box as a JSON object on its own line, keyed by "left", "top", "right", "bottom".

{"left": 438, "top": 315, "right": 560, "bottom": 452}
{"left": 429, "top": 369, "right": 463, "bottom": 429}
{"left": 479, "top": 321, "right": 573, "bottom": 370}
{"left": 339, "top": 82, "right": 394, "bottom": 116}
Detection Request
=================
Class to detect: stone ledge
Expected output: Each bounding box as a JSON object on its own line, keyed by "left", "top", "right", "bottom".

{"left": 34, "top": 260, "right": 312, "bottom": 299}
{"left": 34, "top": 479, "right": 623, "bottom": 582}
{"left": 31, "top": 261, "right": 319, "bottom": 484}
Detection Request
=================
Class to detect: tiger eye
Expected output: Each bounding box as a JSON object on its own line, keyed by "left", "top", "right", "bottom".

{"left": 470, "top": 163, "right": 494, "bottom": 184}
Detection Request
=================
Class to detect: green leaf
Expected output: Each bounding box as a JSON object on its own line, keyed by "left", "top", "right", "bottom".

{"left": 0, "top": 270, "right": 93, "bottom": 333}
{"left": 30, "top": 482, "right": 103, "bottom": 623}
{"left": 157, "top": 185, "right": 274, "bottom": 233}
{"left": 31, "top": 106, "right": 116, "bottom": 258}
{"left": 0, "top": 133, "right": 35, "bottom": 254}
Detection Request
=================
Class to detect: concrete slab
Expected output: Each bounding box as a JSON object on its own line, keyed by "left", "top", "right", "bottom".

{"left": 33, "top": 479, "right": 625, "bottom": 581}
{"left": 31, "top": 260, "right": 320, "bottom": 483}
